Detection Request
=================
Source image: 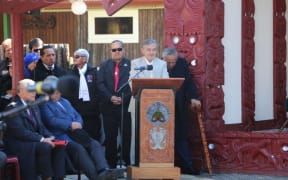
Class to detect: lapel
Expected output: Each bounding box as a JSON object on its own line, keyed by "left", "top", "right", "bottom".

{"left": 118, "top": 59, "right": 129, "bottom": 83}
{"left": 16, "top": 97, "right": 38, "bottom": 129}
{"left": 55, "top": 101, "right": 66, "bottom": 113}
{"left": 108, "top": 60, "right": 115, "bottom": 80}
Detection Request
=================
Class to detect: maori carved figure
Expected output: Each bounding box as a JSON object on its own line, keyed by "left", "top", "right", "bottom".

{"left": 242, "top": 0, "right": 255, "bottom": 131}
{"left": 273, "top": 0, "right": 286, "bottom": 125}
{"left": 204, "top": 86, "right": 224, "bottom": 123}
{"left": 205, "top": 38, "right": 224, "bottom": 86}
{"left": 165, "top": 0, "right": 225, "bottom": 130}
{"left": 203, "top": 0, "right": 225, "bottom": 130}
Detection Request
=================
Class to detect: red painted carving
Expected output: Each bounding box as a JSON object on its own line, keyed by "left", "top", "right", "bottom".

{"left": 102, "top": 0, "right": 132, "bottom": 16}
{"left": 164, "top": 0, "right": 287, "bottom": 175}
{"left": 203, "top": 0, "right": 225, "bottom": 132}
{"left": 0, "top": 0, "right": 64, "bottom": 14}
{"left": 273, "top": 0, "right": 287, "bottom": 126}
{"left": 209, "top": 131, "right": 288, "bottom": 175}
{"left": 241, "top": 0, "right": 255, "bottom": 131}
{"left": 164, "top": 0, "right": 225, "bottom": 132}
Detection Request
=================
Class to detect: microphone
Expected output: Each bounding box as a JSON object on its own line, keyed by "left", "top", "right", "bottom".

{"left": 134, "top": 65, "right": 153, "bottom": 71}
{"left": 27, "top": 81, "right": 57, "bottom": 95}
{"left": 26, "top": 75, "right": 79, "bottom": 96}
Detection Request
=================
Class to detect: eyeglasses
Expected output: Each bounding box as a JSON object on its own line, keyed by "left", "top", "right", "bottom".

{"left": 33, "top": 48, "right": 41, "bottom": 52}
{"left": 74, "top": 55, "right": 86, "bottom": 59}
{"left": 111, "top": 48, "right": 123, "bottom": 52}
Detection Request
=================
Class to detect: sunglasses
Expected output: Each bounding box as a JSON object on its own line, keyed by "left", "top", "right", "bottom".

{"left": 111, "top": 48, "right": 123, "bottom": 52}
{"left": 74, "top": 55, "right": 86, "bottom": 59}
{"left": 33, "top": 48, "right": 41, "bottom": 52}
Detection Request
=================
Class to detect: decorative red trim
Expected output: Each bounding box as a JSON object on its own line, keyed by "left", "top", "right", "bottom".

{"left": 241, "top": 0, "right": 255, "bottom": 131}
{"left": 273, "top": 0, "right": 287, "bottom": 127}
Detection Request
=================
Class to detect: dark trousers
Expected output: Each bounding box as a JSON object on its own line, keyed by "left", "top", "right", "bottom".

{"left": 35, "top": 142, "right": 66, "bottom": 179}
{"left": 66, "top": 140, "right": 109, "bottom": 179}
{"left": 102, "top": 107, "right": 131, "bottom": 168}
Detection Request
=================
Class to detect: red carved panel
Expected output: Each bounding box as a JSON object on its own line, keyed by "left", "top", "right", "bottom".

{"left": 273, "top": 0, "right": 287, "bottom": 126}
{"left": 208, "top": 131, "right": 288, "bottom": 175}
{"left": 164, "top": 0, "right": 225, "bottom": 132}
{"left": 241, "top": 0, "right": 255, "bottom": 131}
{"left": 0, "top": 0, "right": 64, "bottom": 14}
{"left": 203, "top": 0, "right": 225, "bottom": 132}
{"left": 102, "top": 0, "right": 132, "bottom": 16}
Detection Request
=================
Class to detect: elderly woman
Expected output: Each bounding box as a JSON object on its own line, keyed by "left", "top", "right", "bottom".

{"left": 67, "top": 49, "right": 102, "bottom": 142}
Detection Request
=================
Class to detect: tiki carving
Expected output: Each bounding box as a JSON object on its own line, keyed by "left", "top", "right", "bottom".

{"left": 273, "top": 0, "right": 286, "bottom": 125}
{"left": 242, "top": 0, "right": 255, "bottom": 131}
{"left": 164, "top": 0, "right": 225, "bottom": 132}
{"left": 203, "top": 0, "right": 225, "bottom": 131}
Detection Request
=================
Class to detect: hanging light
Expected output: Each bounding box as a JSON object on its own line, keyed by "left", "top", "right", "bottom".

{"left": 71, "top": 0, "right": 87, "bottom": 15}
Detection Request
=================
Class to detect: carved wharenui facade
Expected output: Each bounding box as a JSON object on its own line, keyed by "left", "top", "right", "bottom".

{"left": 1, "top": 0, "right": 288, "bottom": 176}
{"left": 164, "top": 0, "right": 288, "bottom": 175}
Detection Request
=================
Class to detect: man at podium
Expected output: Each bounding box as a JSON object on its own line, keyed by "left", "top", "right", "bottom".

{"left": 129, "top": 39, "right": 169, "bottom": 165}
{"left": 162, "top": 47, "right": 201, "bottom": 175}
{"left": 130, "top": 39, "right": 169, "bottom": 79}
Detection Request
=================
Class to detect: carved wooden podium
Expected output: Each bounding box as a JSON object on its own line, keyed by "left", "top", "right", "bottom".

{"left": 127, "top": 78, "right": 184, "bottom": 180}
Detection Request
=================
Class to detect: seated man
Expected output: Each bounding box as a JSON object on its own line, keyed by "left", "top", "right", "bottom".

{"left": 4, "top": 79, "right": 66, "bottom": 180}
{"left": 40, "top": 75, "right": 123, "bottom": 180}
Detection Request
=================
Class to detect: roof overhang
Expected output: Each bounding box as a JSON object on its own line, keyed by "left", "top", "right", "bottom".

{"left": 0, "top": 0, "right": 65, "bottom": 14}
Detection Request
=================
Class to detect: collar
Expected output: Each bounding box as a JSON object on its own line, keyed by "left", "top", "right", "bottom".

{"left": 78, "top": 63, "right": 87, "bottom": 74}
{"left": 43, "top": 63, "right": 55, "bottom": 71}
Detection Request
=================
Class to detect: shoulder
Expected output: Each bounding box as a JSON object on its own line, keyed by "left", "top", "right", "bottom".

{"left": 86, "top": 65, "right": 97, "bottom": 73}
{"left": 100, "top": 59, "right": 112, "bottom": 66}
{"left": 131, "top": 57, "right": 143, "bottom": 62}
{"left": 154, "top": 58, "right": 166, "bottom": 65}
{"left": 121, "top": 58, "right": 131, "bottom": 66}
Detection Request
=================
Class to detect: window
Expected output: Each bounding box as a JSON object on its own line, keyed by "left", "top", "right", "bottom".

{"left": 88, "top": 9, "right": 139, "bottom": 43}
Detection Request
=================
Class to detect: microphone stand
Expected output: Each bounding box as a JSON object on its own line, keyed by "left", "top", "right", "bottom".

{"left": 116, "top": 69, "right": 144, "bottom": 168}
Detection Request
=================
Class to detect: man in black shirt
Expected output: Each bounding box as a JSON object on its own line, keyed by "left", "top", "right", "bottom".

{"left": 31, "top": 45, "right": 67, "bottom": 82}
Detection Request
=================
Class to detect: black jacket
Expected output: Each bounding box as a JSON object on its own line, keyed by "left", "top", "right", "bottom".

{"left": 31, "top": 60, "right": 67, "bottom": 82}
{"left": 97, "top": 58, "right": 131, "bottom": 112}
{"left": 168, "top": 57, "right": 199, "bottom": 140}
{"left": 67, "top": 65, "right": 100, "bottom": 113}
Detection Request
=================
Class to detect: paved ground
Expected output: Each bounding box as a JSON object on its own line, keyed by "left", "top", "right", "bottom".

{"left": 65, "top": 172, "right": 288, "bottom": 180}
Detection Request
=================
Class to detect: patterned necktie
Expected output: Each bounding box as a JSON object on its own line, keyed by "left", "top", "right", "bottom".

{"left": 114, "top": 63, "right": 119, "bottom": 92}
{"left": 28, "top": 108, "right": 37, "bottom": 127}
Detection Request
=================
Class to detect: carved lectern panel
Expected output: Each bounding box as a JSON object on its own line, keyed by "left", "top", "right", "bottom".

{"left": 139, "top": 89, "right": 175, "bottom": 165}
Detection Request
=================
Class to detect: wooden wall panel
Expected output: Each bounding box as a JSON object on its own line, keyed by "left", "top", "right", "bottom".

{"left": 78, "top": 8, "right": 164, "bottom": 67}
{"left": 22, "top": 9, "right": 164, "bottom": 67}
{"left": 22, "top": 12, "right": 77, "bottom": 58}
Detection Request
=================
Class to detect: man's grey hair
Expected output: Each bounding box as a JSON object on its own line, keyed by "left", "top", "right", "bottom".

{"left": 74, "top": 48, "right": 90, "bottom": 63}
{"left": 162, "top": 47, "right": 178, "bottom": 58}
{"left": 143, "top": 39, "right": 157, "bottom": 47}
{"left": 111, "top": 40, "right": 124, "bottom": 48}
{"left": 17, "top": 79, "right": 35, "bottom": 93}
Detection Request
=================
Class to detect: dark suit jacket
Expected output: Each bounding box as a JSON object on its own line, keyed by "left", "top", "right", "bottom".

{"left": 168, "top": 57, "right": 199, "bottom": 140}
{"left": 66, "top": 65, "right": 101, "bottom": 140}
{"left": 67, "top": 65, "right": 99, "bottom": 112}
{"left": 4, "top": 95, "right": 54, "bottom": 179}
{"left": 31, "top": 59, "right": 67, "bottom": 82}
{"left": 97, "top": 58, "right": 131, "bottom": 113}
{"left": 40, "top": 97, "right": 83, "bottom": 142}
